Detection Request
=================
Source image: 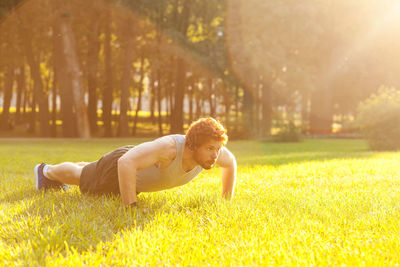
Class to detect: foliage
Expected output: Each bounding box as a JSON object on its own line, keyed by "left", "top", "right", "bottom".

{"left": 3, "top": 139, "right": 400, "bottom": 265}
{"left": 2, "top": 0, "right": 400, "bottom": 137}
{"left": 356, "top": 86, "right": 400, "bottom": 150}
{"left": 273, "top": 121, "right": 302, "bottom": 142}
{"left": 0, "top": 0, "right": 23, "bottom": 19}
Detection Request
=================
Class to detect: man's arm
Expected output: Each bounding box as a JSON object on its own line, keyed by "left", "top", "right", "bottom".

{"left": 117, "top": 137, "right": 175, "bottom": 206}
{"left": 215, "top": 147, "right": 237, "bottom": 200}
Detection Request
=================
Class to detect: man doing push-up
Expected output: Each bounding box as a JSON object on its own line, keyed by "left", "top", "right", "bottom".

{"left": 34, "top": 118, "right": 237, "bottom": 207}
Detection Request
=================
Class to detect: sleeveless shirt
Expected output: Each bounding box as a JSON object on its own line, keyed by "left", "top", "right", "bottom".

{"left": 135, "top": 134, "right": 203, "bottom": 192}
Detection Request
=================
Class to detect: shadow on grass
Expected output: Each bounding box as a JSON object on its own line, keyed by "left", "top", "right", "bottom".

{"left": 1, "top": 186, "right": 219, "bottom": 260}
{"left": 0, "top": 187, "right": 177, "bottom": 256}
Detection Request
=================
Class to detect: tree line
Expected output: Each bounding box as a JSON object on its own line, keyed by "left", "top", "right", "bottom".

{"left": 0, "top": 0, "right": 399, "bottom": 138}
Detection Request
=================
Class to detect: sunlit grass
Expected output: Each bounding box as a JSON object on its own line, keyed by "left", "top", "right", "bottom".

{"left": 1, "top": 138, "right": 400, "bottom": 265}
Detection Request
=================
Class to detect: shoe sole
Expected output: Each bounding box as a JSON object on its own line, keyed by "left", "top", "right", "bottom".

{"left": 34, "top": 164, "right": 40, "bottom": 190}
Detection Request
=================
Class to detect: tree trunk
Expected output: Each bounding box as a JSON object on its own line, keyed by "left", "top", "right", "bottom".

{"left": 22, "top": 85, "right": 27, "bottom": 123}
{"left": 118, "top": 23, "right": 134, "bottom": 137}
{"left": 51, "top": 70, "right": 57, "bottom": 137}
{"left": 167, "top": 57, "right": 174, "bottom": 126}
{"left": 235, "top": 85, "right": 239, "bottom": 125}
{"left": 170, "top": 0, "right": 190, "bottom": 133}
{"left": 170, "top": 58, "right": 185, "bottom": 133}
{"left": 309, "top": 3, "right": 337, "bottom": 135}
{"left": 309, "top": 45, "right": 334, "bottom": 135}
{"left": 28, "top": 90, "right": 36, "bottom": 134}
{"left": 52, "top": 9, "right": 76, "bottom": 137}
{"left": 87, "top": 19, "right": 101, "bottom": 136}
{"left": 208, "top": 77, "right": 216, "bottom": 117}
{"left": 0, "top": 63, "right": 15, "bottom": 130}
{"left": 301, "top": 90, "right": 310, "bottom": 133}
{"left": 261, "top": 81, "right": 272, "bottom": 137}
{"left": 23, "top": 77, "right": 33, "bottom": 132}
{"left": 132, "top": 84, "right": 143, "bottom": 136}
{"left": 20, "top": 28, "right": 50, "bottom": 137}
{"left": 156, "top": 69, "right": 163, "bottom": 136}
{"left": 254, "top": 83, "right": 260, "bottom": 135}
{"left": 58, "top": 13, "right": 90, "bottom": 138}
{"left": 149, "top": 70, "right": 156, "bottom": 125}
{"left": 195, "top": 90, "right": 202, "bottom": 119}
{"left": 132, "top": 56, "right": 145, "bottom": 136}
{"left": 223, "top": 85, "right": 231, "bottom": 133}
{"left": 42, "top": 67, "right": 55, "bottom": 137}
{"left": 309, "top": 88, "right": 332, "bottom": 134}
{"left": 103, "top": 9, "right": 114, "bottom": 137}
{"left": 168, "top": 91, "right": 173, "bottom": 124}
{"left": 15, "top": 65, "right": 25, "bottom": 124}
{"left": 150, "top": 87, "right": 156, "bottom": 125}
{"left": 242, "top": 84, "right": 255, "bottom": 137}
{"left": 189, "top": 82, "right": 194, "bottom": 123}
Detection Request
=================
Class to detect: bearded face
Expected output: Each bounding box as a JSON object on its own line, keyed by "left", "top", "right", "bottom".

{"left": 192, "top": 139, "right": 223, "bottom": 169}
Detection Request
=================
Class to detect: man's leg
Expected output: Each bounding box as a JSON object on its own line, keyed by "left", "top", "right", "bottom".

{"left": 45, "top": 162, "right": 89, "bottom": 185}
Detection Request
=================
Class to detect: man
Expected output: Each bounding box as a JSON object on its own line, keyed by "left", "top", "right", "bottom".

{"left": 34, "top": 118, "right": 237, "bottom": 207}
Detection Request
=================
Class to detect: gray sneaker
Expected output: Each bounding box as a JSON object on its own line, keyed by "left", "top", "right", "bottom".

{"left": 34, "top": 163, "right": 68, "bottom": 191}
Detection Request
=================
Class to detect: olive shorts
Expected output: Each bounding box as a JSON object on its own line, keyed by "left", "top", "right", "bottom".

{"left": 79, "top": 145, "right": 134, "bottom": 196}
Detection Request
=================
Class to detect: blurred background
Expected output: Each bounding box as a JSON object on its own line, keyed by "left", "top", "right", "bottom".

{"left": 0, "top": 0, "right": 400, "bottom": 142}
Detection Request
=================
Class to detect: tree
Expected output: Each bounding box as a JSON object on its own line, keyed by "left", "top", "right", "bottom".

{"left": 18, "top": 13, "right": 51, "bottom": 137}
{"left": 118, "top": 17, "right": 135, "bottom": 137}
{"left": 56, "top": 1, "right": 90, "bottom": 138}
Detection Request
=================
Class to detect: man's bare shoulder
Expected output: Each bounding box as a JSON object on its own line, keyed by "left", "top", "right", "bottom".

{"left": 152, "top": 135, "right": 177, "bottom": 160}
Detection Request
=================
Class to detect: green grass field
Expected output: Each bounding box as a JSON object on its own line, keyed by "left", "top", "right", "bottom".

{"left": 1, "top": 138, "right": 400, "bottom": 266}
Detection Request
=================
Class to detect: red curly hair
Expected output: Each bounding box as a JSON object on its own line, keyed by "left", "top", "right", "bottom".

{"left": 185, "top": 118, "right": 228, "bottom": 150}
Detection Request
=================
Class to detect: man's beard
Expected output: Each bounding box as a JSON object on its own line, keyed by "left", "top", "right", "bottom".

{"left": 202, "top": 162, "right": 213, "bottom": 170}
{"left": 193, "top": 151, "right": 213, "bottom": 169}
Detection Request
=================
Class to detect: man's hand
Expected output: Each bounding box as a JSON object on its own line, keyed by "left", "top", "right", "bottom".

{"left": 117, "top": 136, "right": 176, "bottom": 206}
{"left": 127, "top": 202, "right": 137, "bottom": 209}
{"left": 117, "top": 158, "right": 138, "bottom": 206}
{"left": 215, "top": 147, "right": 237, "bottom": 200}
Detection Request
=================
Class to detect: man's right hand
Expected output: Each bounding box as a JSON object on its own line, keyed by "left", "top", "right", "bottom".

{"left": 117, "top": 136, "right": 176, "bottom": 206}
{"left": 127, "top": 202, "right": 137, "bottom": 209}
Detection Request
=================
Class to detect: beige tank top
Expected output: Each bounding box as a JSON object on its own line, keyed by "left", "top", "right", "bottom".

{"left": 136, "top": 134, "right": 203, "bottom": 192}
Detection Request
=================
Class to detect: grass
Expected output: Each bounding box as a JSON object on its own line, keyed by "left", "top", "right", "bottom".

{"left": 1, "top": 138, "right": 400, "bottom": 266}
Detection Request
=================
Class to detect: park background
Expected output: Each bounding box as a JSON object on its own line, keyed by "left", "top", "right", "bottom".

{"left": 0, "top": 0, "right": 399, "bottom": 143}
{"left": 2, "top": 0, "right": 400, "bottom": 266}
